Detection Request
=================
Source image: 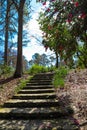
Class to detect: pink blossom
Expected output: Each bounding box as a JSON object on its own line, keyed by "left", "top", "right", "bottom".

{"left": 46, "top": 8, "right": 50, "bottom": 12}
{"left": 43, "top": 2, "right": 46, "bottom": 5}
{"left": 81, "top": 13, "right": 86, "bottom": 19}
{"left": 78, "top": 13, "right": 86, "bottom": 19}
{"left": 74, "top": 2, "right": 79, "bottom": 7}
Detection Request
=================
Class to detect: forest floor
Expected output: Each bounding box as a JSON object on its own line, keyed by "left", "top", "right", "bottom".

{"left": 56, "top": 69, "right": 87, "bottom": 130}
{"left": 0, "top": 69, "right": 87, "bottom": 130}
{"left": 0, "top": 74, "right": 29, "bottom": 106}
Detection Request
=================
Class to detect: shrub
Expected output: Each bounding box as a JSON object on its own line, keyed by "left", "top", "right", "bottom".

{"left": 28, "top": 64, "right": 48, "bottom": 74}
{"left": 0, "top": 64, "right": 14, "bottom": 77}
{"left": 53, "top": 66, "right": 69, "bottom": 88}
{"left": 47, "top": 66, "right": 56, "bottom": 72}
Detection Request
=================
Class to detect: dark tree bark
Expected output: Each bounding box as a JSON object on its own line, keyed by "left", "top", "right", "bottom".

{"left": 4, "top": 0, "right": 10, "bottom": 65}
{"left": 14, "top": 0, "right": 26, "bottom": 78}
{"left": 55, "top": 52, "right": 59, "bottom": 68}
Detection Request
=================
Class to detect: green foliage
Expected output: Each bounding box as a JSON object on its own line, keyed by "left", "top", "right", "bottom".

{"left": 15, "top": 77, "right": 31, "bottom": 93}
{"left": 77, "top": 43, "right": 87, "bottom": 68}
{"left": 77, "top": 59, "right": 85, "bottom": 69}
{"left": 28, "top": 64, "right": 48, "bottom": 74}
{"left": 15, "top": 80, "right": 26, "bottom": 93}
{"left": 0, "top": 64, "right": 14, "bottom": 77}
{"left": 47, "top": 66, "right": 56, "bottom": 72}
{"left": 53, "top": 66, "right": 69, "bottom": 88}
{"left": 53, "top": 77, "right": 65, "bottom": 88}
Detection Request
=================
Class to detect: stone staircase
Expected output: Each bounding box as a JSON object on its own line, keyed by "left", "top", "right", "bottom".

{"left": 0, "top": 72, "right": 79, "bottom": 130}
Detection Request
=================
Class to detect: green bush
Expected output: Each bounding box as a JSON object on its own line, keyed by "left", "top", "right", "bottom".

{"left": 0, "top": 64, "right": 14, "bottom": 77}
{"left": 15, "top": 77, "right": 32, "bottom": 93}
{"left": 53, "top": 66, "right": 69, "bottom": 88}
{"left": 47, "top": 66, "right": 56, "bottom": 72}
{"left": 28, "top": 64, "right": 48, "bottom": 74}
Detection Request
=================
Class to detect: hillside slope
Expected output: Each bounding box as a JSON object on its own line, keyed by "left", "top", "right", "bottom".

{"left": 56, "top": 69, "right": 87, "bottom": 130}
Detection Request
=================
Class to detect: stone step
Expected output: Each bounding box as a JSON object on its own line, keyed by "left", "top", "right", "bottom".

{"left": 12, "top": 93, "right": 56, "bottom": 100}
{"left": 0, "top": 73, "right": 79, "bottom": 130}
{"left": 26, "top": 82, "right": 52, "bottom": 85}
{"left": 0, "top": 107, "right": 73, "bottom": 120}
{"left": 29, "top": 79, "right": 52, "bottom": 82}
{"left": 24, "top": 85, "right": 53, "bottom": 89}
{"left": 3, "top": 99, "right": 60, "bottom": 108}
{"left": 32, "top": 73, "right": 54, "bottom": 80}
{"left": 18, "top": 89, "right": 54, "bottom": 94}
{"left": 32, "top": 77, "right": 53, "bottom": 80}
{"left": 28, "top": 80, "right": 52, "bottom": 85}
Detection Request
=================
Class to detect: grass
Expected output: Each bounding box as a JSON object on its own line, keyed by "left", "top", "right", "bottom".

{"left": 53, "top": 66, "right": 69, "bottom": 89}
{"left": 14, "top": 76, "right": 32, "bottom": 93}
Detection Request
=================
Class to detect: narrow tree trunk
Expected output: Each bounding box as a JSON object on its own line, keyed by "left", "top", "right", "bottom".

{"left": 55, "top": 52, "right": 59, "bottom": 68}
{"left": 14, "top": 0, "right": 25, "bottom": 78}
{"left": 4, "top": 0, "right": 10, "bottom": 65}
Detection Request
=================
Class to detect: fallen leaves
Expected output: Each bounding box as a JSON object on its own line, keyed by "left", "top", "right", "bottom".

{"left": 0, "top": 75, "right": 28, "bottom": 106}
{"left": 56, "top": 69, "right": 87, "bottom": 129}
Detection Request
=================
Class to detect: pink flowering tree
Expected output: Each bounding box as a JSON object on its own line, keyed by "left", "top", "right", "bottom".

{"left": 38, "top": 1, "right": 78, "bottom": 67}
{"left": 37, "top": 0, "right": 87, "bottom": 68}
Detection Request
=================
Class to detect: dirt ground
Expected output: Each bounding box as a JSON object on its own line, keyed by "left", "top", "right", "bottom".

{"left": 56, "top": 69, "right": 87, "bottom": 130}
{"left": 0, "top": 74, "right": 29, "bottom": 106}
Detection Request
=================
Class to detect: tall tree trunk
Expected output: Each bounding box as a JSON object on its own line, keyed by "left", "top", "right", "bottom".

{"left": 4, "top": 0, "right": 10, "bottom": 65}
{"left": 55, "top": 52, "right": 59, "bottom": 68}
{"left": 14, "top": 0, "right": 25, "bottom": 78}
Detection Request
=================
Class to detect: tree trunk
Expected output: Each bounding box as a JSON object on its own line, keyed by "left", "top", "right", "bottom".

{"left": 4, "top": 0, "right": 10, "bottom": 65}
{"left": 14, "top": 0, "right": 25, "bottom": 78}
{"left": 55, "top": 52, "right": 59, "bottom": 68}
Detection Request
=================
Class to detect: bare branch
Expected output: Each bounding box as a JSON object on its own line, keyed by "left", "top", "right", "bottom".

{"left": 12, "top": 0, "right": 19, "bottom": 11}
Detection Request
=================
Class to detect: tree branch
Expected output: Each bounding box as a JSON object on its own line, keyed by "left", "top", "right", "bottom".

{"left": 12, "top": 0, "right": 19, "bottom": 11}
{"left": 76, "top": 52, "right": 84, "bottom": 62}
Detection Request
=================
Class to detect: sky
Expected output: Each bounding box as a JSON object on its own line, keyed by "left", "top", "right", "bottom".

{"left": 23, "top": 0, "right": 54, "bottom": 61}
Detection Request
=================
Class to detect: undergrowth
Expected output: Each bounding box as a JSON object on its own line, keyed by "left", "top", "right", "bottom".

{"left": 28, "top": 64, "right": 48, "bottom": 74}
{"left": 53, "top": 66, "right": 69, "bottom": 89}
{"left": 15, "top": 76, "right": 32, "bottom": 93}
{"left": 28, "top": 64, "right": 56, "bottom": 74}
{"left": 0, "top": 64, "right": 14, "bottom": 78}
